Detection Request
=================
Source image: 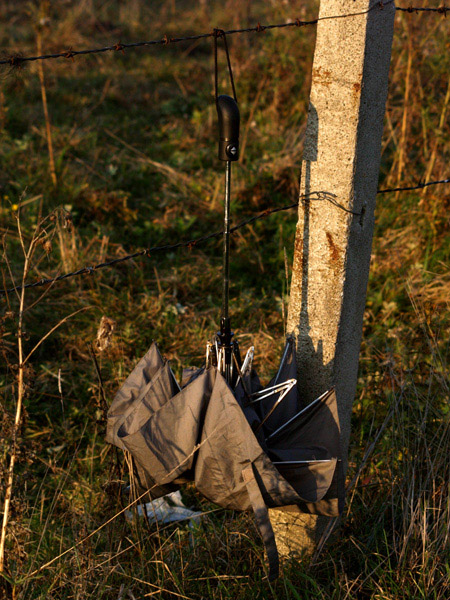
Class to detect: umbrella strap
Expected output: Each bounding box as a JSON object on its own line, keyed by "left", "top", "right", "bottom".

{"left": 242, "top": 463, "right": 279, "bottom": 581}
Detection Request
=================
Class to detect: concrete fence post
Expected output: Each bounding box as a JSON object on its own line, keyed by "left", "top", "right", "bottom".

{"left": 270, "top": 0, "right": 395, "bottom": 556}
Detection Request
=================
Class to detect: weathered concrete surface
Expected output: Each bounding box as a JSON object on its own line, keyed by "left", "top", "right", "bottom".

{"left": 270, "top": 0, "right": 395, "bottom": 557}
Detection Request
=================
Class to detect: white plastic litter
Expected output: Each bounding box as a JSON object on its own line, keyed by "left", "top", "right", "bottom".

{"left": 126, "top": 491, "right": 202, "bottom": 527}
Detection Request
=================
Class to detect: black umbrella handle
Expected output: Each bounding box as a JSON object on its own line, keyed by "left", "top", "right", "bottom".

{"left": 217, "top": 95, "right": 240, "bottom": 162}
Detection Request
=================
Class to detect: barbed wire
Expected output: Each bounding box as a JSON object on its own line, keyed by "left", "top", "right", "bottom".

{"left": 1, "top": 177, "right": 449, "bottom": 297}
{"left": 396, "top": 5, "right": 450, "bottom": 12}
{"left": 377, "top": 177, "right": 450, "bottom": 194}
{"left": 1, "top": 2, "right": 448, "bottom": 69}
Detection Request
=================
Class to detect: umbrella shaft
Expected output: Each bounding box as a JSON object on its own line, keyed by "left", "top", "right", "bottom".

{"left": 222, "top": 161, "right": 231, "bottom": 320}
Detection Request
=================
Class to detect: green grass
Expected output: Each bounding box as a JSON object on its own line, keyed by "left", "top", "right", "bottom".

{"left": 1, "top": 1, "right": 449, "bottom": 598}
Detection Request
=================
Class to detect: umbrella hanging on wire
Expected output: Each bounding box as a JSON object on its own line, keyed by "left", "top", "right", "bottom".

{"left": 107, "top": 74, "right": 344, "bottom": 581}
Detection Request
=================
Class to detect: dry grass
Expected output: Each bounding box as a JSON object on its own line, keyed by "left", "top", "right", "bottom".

{"left": 0, "top": 1, "right": 449, "bottom": 598}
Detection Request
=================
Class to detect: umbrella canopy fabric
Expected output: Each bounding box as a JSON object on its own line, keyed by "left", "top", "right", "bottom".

{"left": 106, "top": 341, "right": 344, "bottom": 580}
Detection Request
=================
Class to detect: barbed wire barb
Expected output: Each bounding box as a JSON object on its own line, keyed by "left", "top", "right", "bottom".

{"left": 2, "top": 2, "right": 449, "bottom": 69}
{"left": 1, "top": 177, "right": 449, "bottom": 296}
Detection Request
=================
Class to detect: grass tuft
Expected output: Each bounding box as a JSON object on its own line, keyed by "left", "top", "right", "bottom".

{"left": 0, "top": 1, "right": 449, "bottom": 598}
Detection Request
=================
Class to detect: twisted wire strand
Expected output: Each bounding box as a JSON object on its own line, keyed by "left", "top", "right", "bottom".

{"left": 7, "top": 1, "right": 448, "bottom": 69}
{"left": 376, "top": 177, "right": 450, "bottom": 194}
{"left": 2, "top": 177, "right": 449, "bottom": 296}
{"left": 396, "top": 5, "right": 450, "bottom": 12}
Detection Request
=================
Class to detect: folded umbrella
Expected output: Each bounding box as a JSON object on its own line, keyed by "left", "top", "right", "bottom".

{"left": 106, "top": 341, "right": 344, "bottom": 580}
{"left": 106, "top": 96, "right": 344, "bottom": 580}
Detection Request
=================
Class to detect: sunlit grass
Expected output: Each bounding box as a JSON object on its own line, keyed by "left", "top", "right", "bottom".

{"left": 0, "top": 1, "right": 449, "bottom": 598}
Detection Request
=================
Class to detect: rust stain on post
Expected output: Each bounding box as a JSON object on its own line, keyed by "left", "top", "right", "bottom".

{"left": 293, "top": 234, "right": 304, "bottom": 268}
{"left": 312, "top": 66, "right": 332, "bottom": 86}
{"left": 325, "top": 231, "right": 342, "bottom": 276}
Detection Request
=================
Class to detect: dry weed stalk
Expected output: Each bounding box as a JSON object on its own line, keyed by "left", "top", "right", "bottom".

{"left": 0, "top": 207, "right": 90, "bottom": 576}
{"left": 36, "top": 30, "right": 57, "bottom": 188}
{"left": 31, "top": 1, "right": 57, "bottom": 188}
{"left": 0, "top": 211, "right": 33, "bottom": 573}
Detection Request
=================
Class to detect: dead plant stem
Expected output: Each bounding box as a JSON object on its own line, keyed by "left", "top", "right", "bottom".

{"left": 0, "top": 223, "right": 32, "bottom": 572}
{"left": 395, "top": 25, "right": 413, "bottom": 201}
{"left": 37, "top": 32, "right": 57, "bottom": 187}
{"left": 421, "top": 78, "right": 450, "bottom": 208}
{"left": 22, "top": 306, "right": 91, "bottom": 365}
